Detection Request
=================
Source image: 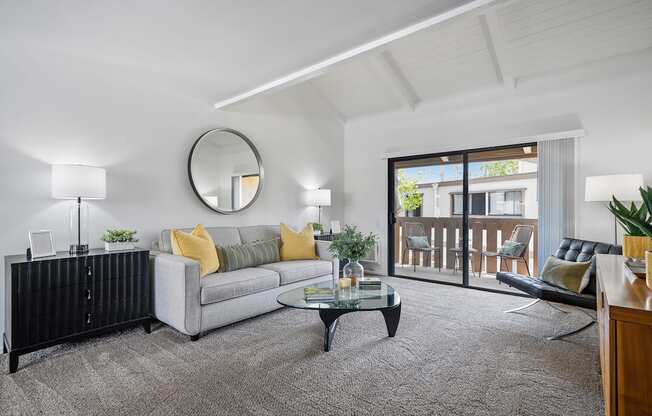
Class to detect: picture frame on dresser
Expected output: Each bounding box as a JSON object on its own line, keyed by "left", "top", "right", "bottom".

{"left": 28, "top": 230, "right": 56, "bottom": 259}
{"left": 3, "top": 248, "right": 152, "bottom": 373}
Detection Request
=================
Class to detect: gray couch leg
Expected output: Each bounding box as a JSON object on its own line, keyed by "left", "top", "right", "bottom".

{"left": 190, "top": 334, "right": 200, "bottom": 342}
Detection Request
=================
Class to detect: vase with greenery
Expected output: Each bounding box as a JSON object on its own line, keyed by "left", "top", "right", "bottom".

{"left": 608, "top": 186, "right": 652, "bottom": 260}
{"left": 329, "top": 225, "right": 377, "bottom": 286}
{"left": 101, "top": 229, "right": 139, "bottom": 252}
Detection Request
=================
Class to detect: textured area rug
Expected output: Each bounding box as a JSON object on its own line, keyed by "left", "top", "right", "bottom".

{"left": 1, "top": 277, "right": 603, "bottom": 415}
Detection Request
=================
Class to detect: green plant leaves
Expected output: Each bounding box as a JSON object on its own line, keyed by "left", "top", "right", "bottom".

{"left": 101, "top": 229, "right": 139, "bottom": 243}
{"left": 608, "top": 186, "right": 652, "bottom": 238}
{"left": 328, "top": 225, "right": 377, "bottom": 261}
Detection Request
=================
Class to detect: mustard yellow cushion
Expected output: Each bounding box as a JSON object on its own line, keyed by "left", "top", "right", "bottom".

{"left": 171, "top": 224, "right": 219, "bottom": 277}
{"left": 280, "top": 223, "right": 319, "bottom": 261}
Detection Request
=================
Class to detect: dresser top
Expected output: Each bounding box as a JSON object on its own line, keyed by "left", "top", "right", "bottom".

{"left": 597, "top": 254, "right": 652, "bottom": 313}
{"left": 5, "top": 248, "right": 149, "bottom": 266}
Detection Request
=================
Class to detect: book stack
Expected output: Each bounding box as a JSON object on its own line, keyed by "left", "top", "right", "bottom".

{"left": 358, "top": 277, "right": 382, "bottom": 290}
{"left": 304, "top": 287, "right": 335, "bottom": 302}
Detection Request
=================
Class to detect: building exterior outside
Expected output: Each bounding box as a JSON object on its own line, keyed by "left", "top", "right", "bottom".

{"left": 403, "top": 159, "right": 538, "bottom": 220}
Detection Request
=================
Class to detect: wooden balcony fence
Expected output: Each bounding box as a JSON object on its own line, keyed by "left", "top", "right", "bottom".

{"left": 395, "top": 217, "right": 539, "bottom": 276}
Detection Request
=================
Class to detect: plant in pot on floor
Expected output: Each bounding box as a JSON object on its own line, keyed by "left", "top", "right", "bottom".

{"left": 101, "top": 229, "right": 139, "bottom": 252}
{"left": 329, "top": 225, "right": 377, "bottom": 287}
{"left": 608, "top": 186, "right": 652, "bottom": 260}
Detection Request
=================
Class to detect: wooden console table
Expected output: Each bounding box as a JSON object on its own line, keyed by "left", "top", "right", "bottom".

{"left": 596, "top": 254, "right": 652, "bottom": 415}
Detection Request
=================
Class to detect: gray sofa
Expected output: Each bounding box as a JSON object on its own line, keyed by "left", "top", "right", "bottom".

{"left": 151, "top": 225, "right": 338, "bottom": 340}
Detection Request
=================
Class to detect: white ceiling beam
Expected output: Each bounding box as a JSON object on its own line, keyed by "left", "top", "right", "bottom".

{"left": 367, "top": 51, "right": 419, "bottom": 111}
{"left": 213, "top": 0, "right": 498, "bottom": 109}
{"left": 479, "top": 9, "right": 516, "bottom": 88}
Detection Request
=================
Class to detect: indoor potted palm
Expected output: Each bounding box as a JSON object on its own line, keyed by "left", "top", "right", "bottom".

{"left": 329, "top": 225, "right": 377, "bottom": 285}
{"left": 608, "top": 186, "right": 652, "bottom": 260}
{"left": 101, "top": 229, "right": 139, "bottom": 252}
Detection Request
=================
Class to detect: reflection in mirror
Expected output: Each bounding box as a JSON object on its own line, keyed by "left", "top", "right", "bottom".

{"left": 189, "top": 129, "right": 263, "bottom": 214}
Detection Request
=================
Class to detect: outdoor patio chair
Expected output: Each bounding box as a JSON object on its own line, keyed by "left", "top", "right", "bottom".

{"left": 402, "top": 222, "right": 442, "bottom": 272}
{"left": 481, "top": 224, "right": 534, "bottom": 277}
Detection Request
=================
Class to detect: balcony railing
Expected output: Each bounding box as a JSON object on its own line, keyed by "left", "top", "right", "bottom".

{"left": 394, "top": 216, "right": 538, "bottom": 276}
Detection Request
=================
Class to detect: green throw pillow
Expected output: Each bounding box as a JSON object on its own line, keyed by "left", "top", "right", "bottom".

{"left": 498, "top": 240, "right": 525, "bottom": 257}
{"left": 407, "top": 236, "right": 430, "bottom": 249}
{"left": 217, "top": 239, "right": 280, "bottom": 272}
{"left": 540, "top": 256, "right": 592, "bottom": 294}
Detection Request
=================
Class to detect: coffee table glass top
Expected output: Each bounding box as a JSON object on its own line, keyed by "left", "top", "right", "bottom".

{"left": 277, "top": 281, "right": 400, "bottom": 311}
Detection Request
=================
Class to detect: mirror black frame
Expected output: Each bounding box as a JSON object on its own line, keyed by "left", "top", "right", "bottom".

{"left": 188, "top": 128, "right": 264, "bottom": 214}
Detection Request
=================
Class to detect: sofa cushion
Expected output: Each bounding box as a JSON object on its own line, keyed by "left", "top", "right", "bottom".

{"left": 171, "top": 225, "right": 220, "bottom": 277}
{"left": 280, "top": 224, "right": 319, "bottom": 261}
{"left": 161, "top": 226, "right": 241, "bottom": 253}
{"left": 217, "top": 239, "right": 280, "bottom": 272}
{"left": 239, "top": 225, "right": 280, "bottom": 244}
{"left": 200, "top": 268, "right": 280, "bottom": 305}
{"left": 258, "top": 260, "right": 332, "bottom": 285}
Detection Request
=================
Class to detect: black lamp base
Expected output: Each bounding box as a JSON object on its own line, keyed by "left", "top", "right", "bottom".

{"left": 69, "top": 244, "right": 89, "bottom": 255}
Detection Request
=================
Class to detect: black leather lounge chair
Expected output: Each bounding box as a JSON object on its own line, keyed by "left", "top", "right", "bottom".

{"left": 496, "top": 238, "right": 621, "bottom": 340}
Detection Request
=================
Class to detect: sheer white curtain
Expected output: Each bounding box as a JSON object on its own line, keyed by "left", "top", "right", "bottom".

{"left": 538, "top": 138, "right": 575, "bottom": 272}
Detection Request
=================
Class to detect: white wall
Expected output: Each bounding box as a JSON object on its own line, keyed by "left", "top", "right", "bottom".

{"left": 0, "top": 51, "right": 344, "bottom": 333}
{"left": 344, "top": 51, "right": 652, "bottom": 274}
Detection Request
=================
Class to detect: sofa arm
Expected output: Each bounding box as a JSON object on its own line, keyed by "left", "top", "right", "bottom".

{"left": 151, "top": 253, "right": 201, "bottom": 336}
{"left": 315, "top": 240, "right": 339, "bottom": 278}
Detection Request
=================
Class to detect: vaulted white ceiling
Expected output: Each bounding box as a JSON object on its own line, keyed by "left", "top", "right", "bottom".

{"left": 224, "top": 0, "right": 652, "bottom": 121}
{"left": 0, "top": 0, "right": 476, "bottom": 103}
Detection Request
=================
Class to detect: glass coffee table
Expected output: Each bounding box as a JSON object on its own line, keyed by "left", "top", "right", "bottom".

{"left": 277, "top": 282, "right": 401, "bottom": 352}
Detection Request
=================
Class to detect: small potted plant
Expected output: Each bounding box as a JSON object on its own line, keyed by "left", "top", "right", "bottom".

{"left": 608, "top": 186, "right": 652, "bottom": 260}
{"left": 310, "top": 222, "right": 324, "bottom": 236}
{"left": 329, "top": 225, "right": 377, "bottom": 286}
{"left": 101, "top": 229, "right": 139, "bottom": 252}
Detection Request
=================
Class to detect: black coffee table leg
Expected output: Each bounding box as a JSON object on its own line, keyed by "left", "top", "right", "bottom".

{"left": 319, "top": 309, "right": 348, "bottom": 352}
{"left": 381, "top": 303, "right": 401, "bottom": 337}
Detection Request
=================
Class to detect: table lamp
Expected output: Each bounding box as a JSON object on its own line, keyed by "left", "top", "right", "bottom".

{"left": 52, "top": 165, "right": 106, "bottom": 254}
{"left": 305, "top": 188, "right": 331, "bottom": 226}
{"left": 585, "top": 174, "right": 643, "bottom": 245}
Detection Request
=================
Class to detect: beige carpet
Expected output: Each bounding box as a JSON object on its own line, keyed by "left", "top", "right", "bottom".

{"left": 0, "top": 277, "right": 603, "bottom": 415}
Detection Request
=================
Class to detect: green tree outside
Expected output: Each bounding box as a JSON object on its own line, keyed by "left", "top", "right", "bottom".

{"left": 481, "top": 160, "right": 519, "bottom": 177}
{"left": 397, "top": 172, "right": 423, "bottom": 212}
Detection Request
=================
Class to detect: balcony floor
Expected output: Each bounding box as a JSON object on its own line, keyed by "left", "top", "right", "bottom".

{"left": 393, "top": 264, "right": 523, "bottom": 294}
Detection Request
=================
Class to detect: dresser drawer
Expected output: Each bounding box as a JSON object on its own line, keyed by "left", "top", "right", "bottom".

{"left": 84, "top": 252, "right": 148, "bottom": 283}
{"left": 18, "top": 285, "right": 92, "bottom": 318}
{"left": 13, "top": 257, "right": 86, "bottom": 293}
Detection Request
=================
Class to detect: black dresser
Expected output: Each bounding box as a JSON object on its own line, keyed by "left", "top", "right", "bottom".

{"left": 3, "top": 248, "right": 151, "bottom": 373}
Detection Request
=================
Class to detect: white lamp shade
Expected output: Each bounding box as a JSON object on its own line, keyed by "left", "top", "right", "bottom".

{"left": 305, "top": 189, "right": 331, "bottom": 207}
{"left": 51, "top": 165, "right": 106, "bottom": 200}
{"left": 585, "top": 174, "right": 643, "bottom": 202}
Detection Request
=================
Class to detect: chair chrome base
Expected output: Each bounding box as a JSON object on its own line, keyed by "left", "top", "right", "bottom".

{"left": 503, "top": 298, "right": 569, "bottom": 314}
{"left": 546, "top": 320, "right": 596, "bottom": 340}
{"left": 504, "top": 298, "right": 595, "bottom": 340}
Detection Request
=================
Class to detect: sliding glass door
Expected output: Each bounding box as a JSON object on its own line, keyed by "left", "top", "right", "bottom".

{"left": 388, "top": 143, "right": 538, "bottom": 294}
{"left": 390, "top": 154, "right": 465, "bottom": 284}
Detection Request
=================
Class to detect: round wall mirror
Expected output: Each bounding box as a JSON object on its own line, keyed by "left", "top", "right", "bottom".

{"left": 188, "top": 128, "right": 263, "bottom": 214}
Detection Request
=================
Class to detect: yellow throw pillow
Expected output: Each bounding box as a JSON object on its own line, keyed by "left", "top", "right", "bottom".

{"left": 171, "top": 224, "right": 219, "bottom": 277}
{"left": 280, "top": 223, "right": 319, "bottom": 261}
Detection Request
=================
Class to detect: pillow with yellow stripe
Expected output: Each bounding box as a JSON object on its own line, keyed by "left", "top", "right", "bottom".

{"left": 280, "top": 223, "right": 319, "bottom": 261}
{"left": 171, "top": 224, "right": 219, "bottom": 277}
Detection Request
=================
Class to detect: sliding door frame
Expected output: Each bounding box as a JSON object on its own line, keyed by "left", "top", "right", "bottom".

{"left": 387, "top": 141, "right": 536, "bottom": 296}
